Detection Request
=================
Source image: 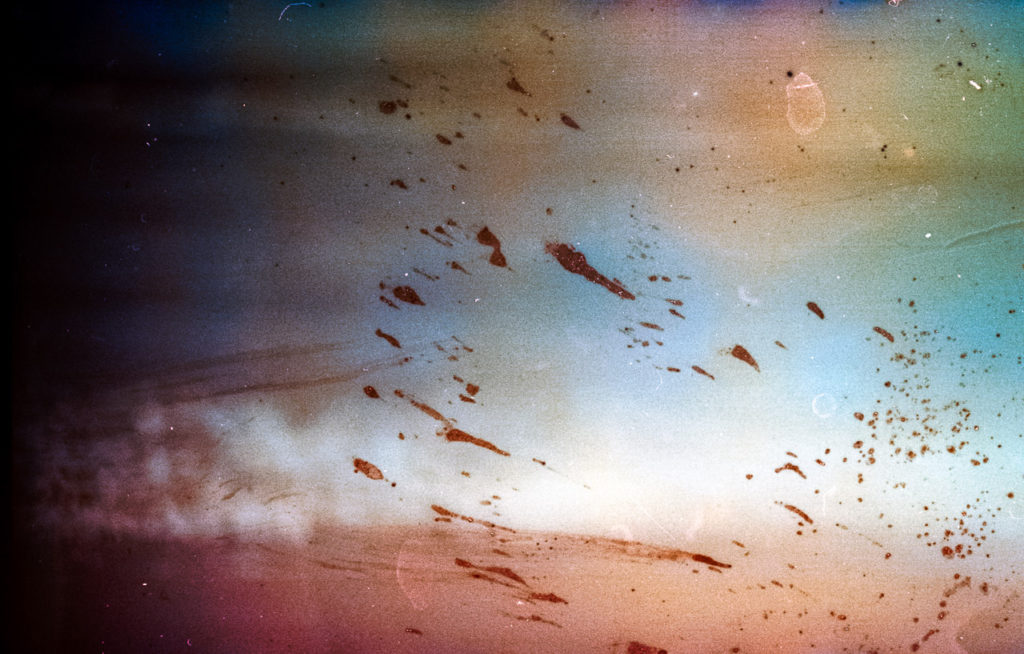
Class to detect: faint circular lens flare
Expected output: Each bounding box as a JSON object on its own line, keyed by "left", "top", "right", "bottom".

{"left": 812, "top": 392, "right": 838, "bottom": 418}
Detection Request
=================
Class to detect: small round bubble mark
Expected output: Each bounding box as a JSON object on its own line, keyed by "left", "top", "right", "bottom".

{"left": 786, "top": 72, "right": 826, "bottom": 136}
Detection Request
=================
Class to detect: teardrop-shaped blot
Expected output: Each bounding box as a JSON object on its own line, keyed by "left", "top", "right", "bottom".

{"left": 785, "top": 72, "right": 826, "bottom": 136}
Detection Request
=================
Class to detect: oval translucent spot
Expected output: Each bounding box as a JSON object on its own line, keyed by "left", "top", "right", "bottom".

{"left": 786, "top": 72, "right": 826, "bottom": 136}
{"left": 812, "top": 392, "right": 837, "bottom": 418}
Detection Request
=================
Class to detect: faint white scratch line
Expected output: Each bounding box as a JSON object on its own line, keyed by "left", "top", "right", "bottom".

{"left": 279, "top": 2, "right": 311, "bottom": 21}
{"left": 944, "top": 220, "right": 1024, "bottom": 250}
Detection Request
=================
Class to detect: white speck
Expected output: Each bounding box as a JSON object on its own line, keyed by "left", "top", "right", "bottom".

{"left": 969, "top": 80, "right": 981, "bottom": 90}
{"left": 692, "top": 91, "right": 699, "bottom": 97}
{"left": 925, "top": 233, "right": 931, "bottom": 238}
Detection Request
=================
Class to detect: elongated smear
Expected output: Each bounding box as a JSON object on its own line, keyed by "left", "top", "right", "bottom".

{"left": 545, "top": 242, "right": 635, "bottom": 300}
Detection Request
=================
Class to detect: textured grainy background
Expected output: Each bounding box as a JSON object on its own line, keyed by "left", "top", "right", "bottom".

{"left": 12, "top": 1, "right": 1023, "bottom": 651}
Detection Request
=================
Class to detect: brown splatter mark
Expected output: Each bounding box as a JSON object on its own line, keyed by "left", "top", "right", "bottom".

{"left": 665, "top": 298, "right": 683, "bottom": 306}
{"left": 854, "top": 412, "right": 864, "bottom": 420}
{"left": 639, "top": 322, "right": 663, "bottom": 331}
{"left": 774, "top": 462, "right": 807, "bottom": 479}
{"left": 545, "top": 243, "right": 635, "bottom": 300}
{"left": 775, "top": 340, "right": 787, "bottom": 349}
{"left": 413, "top": 267, "right": 438, "bottom": 281}
{"left": 465, "top": 383, "right": 479, "bottom": 395}
{"left": 506, "top": 77, "right": 530, "bottom": 95}
{"left": 873, "top": 326, "right": 895, "bottom": 342}
{"left": 512, "top": 614, "right": 561, "bottom": 628}
{"left": 666, "top": 367, "right": 680, "bottom": 372}
{"left": 436, "top": 134, "right": 452, "bottom": 145}
{"left": 627, "top": 642, "right": 668, "bottom": 654}
{"left": 363, "top": 385, "right": 380, "bottom": 399}
{"left": 529, "top": 592, "right": 568, "bottom": 604}
{"left": 404, "top": 627, "right": 422, "bottom": 636}
{"left": 691, "top": 554, "right": 732, "bottom": 569}
{"left": 458, "top": 394, "right": 475, "bottom": 403}
{"left": 379, "top": 100, "right": 397, "bottom": 114}
{"left": 448, "top": 260, "right": 469, "bottom": 274}
{"left": 777, "top": 502, "right": 813, "bottom": 523}
{"left": 393, "top": 286, "right": 425, "bottom": 305}
{"left": 476, "top": 227, "right": 507, "bottom": 267}
{"left": 692, "top": 365, "right": 715, "bottom": 380}
{"left": 431, "top": 505, "right": 458, "bottom": 518}
{"left": 420, "top": 227, "right": 453, "bottom": 247}
{"left": 457, "top": 558, "right": 528, "bottom": 586}
{"left": 807, "top": 301, "right": 825, "bottom": 319}
{"left": 560, "top": 113, "right": 580, "bottom": 129}
{"left": 375, "top": 328, "right": 401, "bottom": 348}
{"left": 730, "top": 345, "right": 760, "bottom": 372}
{"left": 388, "top": 74, "right": 412, "bottom": 89}
{"left": 394, "top": 390, "right": 447, "bottom": 422}
{"left": 669, "top": 308, "right": 685, "bottom": 319}
{"left": 389, "top": 179, "right": 408, "bottom": 189}
{"left": 353, "top": 458, "right": 383, "bottom": 480}
{"left": 443, "top": 427, "right": 510, "bottom": 456}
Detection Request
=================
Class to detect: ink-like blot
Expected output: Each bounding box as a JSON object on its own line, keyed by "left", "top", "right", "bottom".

{"left": 352, "top": 458, "right": 384, "bottom": 480}
{"left": 545, "top": 242, "right": 635, "bottom": 300}
{"left": 393, "top": 286, "right": 425, "bottom": 305}
{"left": 476, "top": 227, "right": 507, "bottom": 267}
{"left": 785, "top": 72, "right": 826, "bottom": 136}
{"left": 730, "top": 345, "right": 760, "bottom": 372}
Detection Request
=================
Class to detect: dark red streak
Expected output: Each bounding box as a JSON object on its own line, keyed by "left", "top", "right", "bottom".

{"left": 560, "top": 113, "right": 580, "bottom": 129}
{"left": 691, "top": 366, "right": 715, "bottom": 380}
{"left": 545, "top": 243, "right": 635, "bottom": 300}
{"left": 780, "top": 503, "right": 813, "bottom": 523}
{"left": 375, "top": 328, "right": 401, "bottom": 348}
{"left": 691, "top": 553, "right": 732, "bottom": 569}
{"left": 774, "top": 462, "right": 807, "bottom": 479}
{"left": 873, "top": 326, "right": 895, "bottom": 342}
{"left": 443, "top": 427, "right": 510, "bottom": 456}
{"left": 529, "top": 592, "right": 568, "bottom": 604}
